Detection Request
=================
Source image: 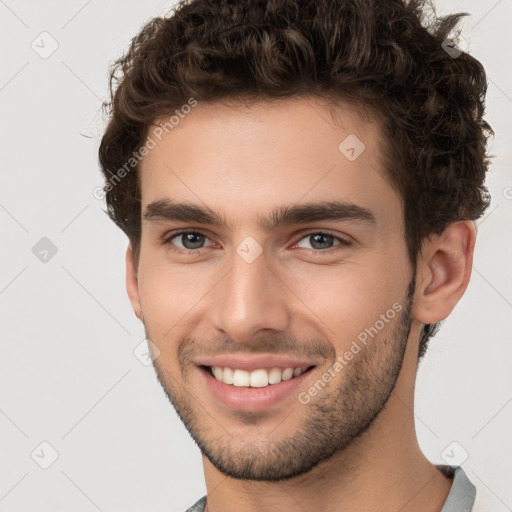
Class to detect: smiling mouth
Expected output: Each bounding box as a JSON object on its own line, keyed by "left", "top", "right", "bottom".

{"left": 202, "top": 365, "right": 316, "bottom": 388}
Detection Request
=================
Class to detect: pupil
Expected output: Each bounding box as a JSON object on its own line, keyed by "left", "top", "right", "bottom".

{"left": 183, "top": 233, "right": 204, "bottom": 249}
{"left": 311, "top": 233, "right": 333, "bottom": 250}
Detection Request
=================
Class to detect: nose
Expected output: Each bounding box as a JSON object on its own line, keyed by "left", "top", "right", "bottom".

{"left": 209, "top": 248, "right": 291, "bottom": 344}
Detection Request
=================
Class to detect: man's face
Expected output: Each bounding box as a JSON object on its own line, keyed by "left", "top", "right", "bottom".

{"left": 132, "top": 97, "right": 415, "bottom": 480}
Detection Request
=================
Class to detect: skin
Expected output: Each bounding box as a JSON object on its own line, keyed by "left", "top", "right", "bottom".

{"left": 125, "top": 96, "right": 476, "bottom": 512}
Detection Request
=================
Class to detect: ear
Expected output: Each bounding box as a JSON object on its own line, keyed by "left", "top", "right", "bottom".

{"left": 413, "top": 220, "right": 477, "bottom": 324}
{"left": 126, "top": 244, "right": 143, "bottom": 322}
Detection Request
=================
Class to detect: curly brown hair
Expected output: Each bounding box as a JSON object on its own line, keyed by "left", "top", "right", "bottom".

{"left": 98, "top": 0, "right": 492, "bottom": 361}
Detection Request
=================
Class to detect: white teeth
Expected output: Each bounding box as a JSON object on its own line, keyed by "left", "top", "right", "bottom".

{"left": 212, "top": 366, "right": 223, "bottom": 380}
{"left": 268, "top": 367, "right": 282, "bottom": 384}
{"left": 232, "top": 369, "right": 250, "bottom": 387}
{"left": 210, "top": 365, "right": 310, "bottom": 387}
{"left": 249, "top": 369, "right": 269, "bottom": 388}
{"left": 223, "top": 367, "right": 234, "bottom": 385}
{"left": 282, "top": 368, "right": 294, "bottom": 381}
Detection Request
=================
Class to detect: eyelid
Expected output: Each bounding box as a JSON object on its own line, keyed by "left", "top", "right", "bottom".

{"left": 162, "top": 229, "right": 215, "bottom": 248}
{"left": 294, "top": 228, "right": 350, "bottom": 239}
{"left": 292, "top": 229, "right": 352, "bottom": 250}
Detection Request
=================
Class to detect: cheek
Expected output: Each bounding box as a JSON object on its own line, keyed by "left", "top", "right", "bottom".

{"left": 137, "top": 259, "right": 198, "bottom": 339}
{"left": 284, "top": 260, "right": 408, "bottom": 345}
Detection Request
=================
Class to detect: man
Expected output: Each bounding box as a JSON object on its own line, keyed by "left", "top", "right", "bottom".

{"left": 98, "top": 0, "right": 493, "bottom": 510}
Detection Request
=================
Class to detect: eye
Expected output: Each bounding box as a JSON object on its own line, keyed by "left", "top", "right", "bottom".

{"left": 295, "top": 231, "right": 351, "bottom": 251}
{"left": 164, "top": 231, "right": 214, "bottom": 252}
{"left": 162, "top": 230, "right": 351, "bottom": 255}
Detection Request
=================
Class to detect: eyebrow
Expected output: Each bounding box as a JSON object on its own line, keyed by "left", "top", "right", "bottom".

{"left": 143, "top": 199, "right": 376, "bottom": 231}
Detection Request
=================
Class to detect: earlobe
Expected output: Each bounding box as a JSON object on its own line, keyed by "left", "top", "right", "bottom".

{"left": 413, "top": 220, "right": 476, "bottom": 324}
{"left": 126, "top": 244, "right": 143, "bottom": 322}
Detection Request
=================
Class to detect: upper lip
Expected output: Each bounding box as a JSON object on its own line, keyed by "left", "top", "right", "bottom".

{"left": 196, "top": 354, "right": 318, "bottom": 372}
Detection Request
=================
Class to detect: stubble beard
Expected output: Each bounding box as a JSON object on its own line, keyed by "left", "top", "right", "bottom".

{"left": 149, "top": 277, "right": 415, "bottom": 481}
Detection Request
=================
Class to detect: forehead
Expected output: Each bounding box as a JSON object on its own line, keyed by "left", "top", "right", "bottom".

{"left": 138, "top": 97, "right": 401, "bottom": 230}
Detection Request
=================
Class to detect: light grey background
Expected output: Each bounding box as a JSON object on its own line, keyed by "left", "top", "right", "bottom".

{"left": 1, "top": 1, "right": 510, "bottom": 511}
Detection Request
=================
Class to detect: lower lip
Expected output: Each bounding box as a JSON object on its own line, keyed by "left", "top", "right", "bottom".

{"left": 198, "top": 366, "right": 315, "bottom": 412}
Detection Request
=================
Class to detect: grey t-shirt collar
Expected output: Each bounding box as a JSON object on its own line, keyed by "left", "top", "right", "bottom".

{"left": 438, "top": 465, "right": 476, "bottom": 512}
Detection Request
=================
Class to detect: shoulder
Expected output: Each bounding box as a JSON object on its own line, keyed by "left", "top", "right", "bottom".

{"left": 437, "top": 464, "right": 508, "bottom": 512}
{"left": 183, "top": 495, "right": 207, "bottom": 512}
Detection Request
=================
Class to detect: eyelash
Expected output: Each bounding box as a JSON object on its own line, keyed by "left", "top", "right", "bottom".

{"left": 162, "top": 230, "right": 352, "bottom": 255}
